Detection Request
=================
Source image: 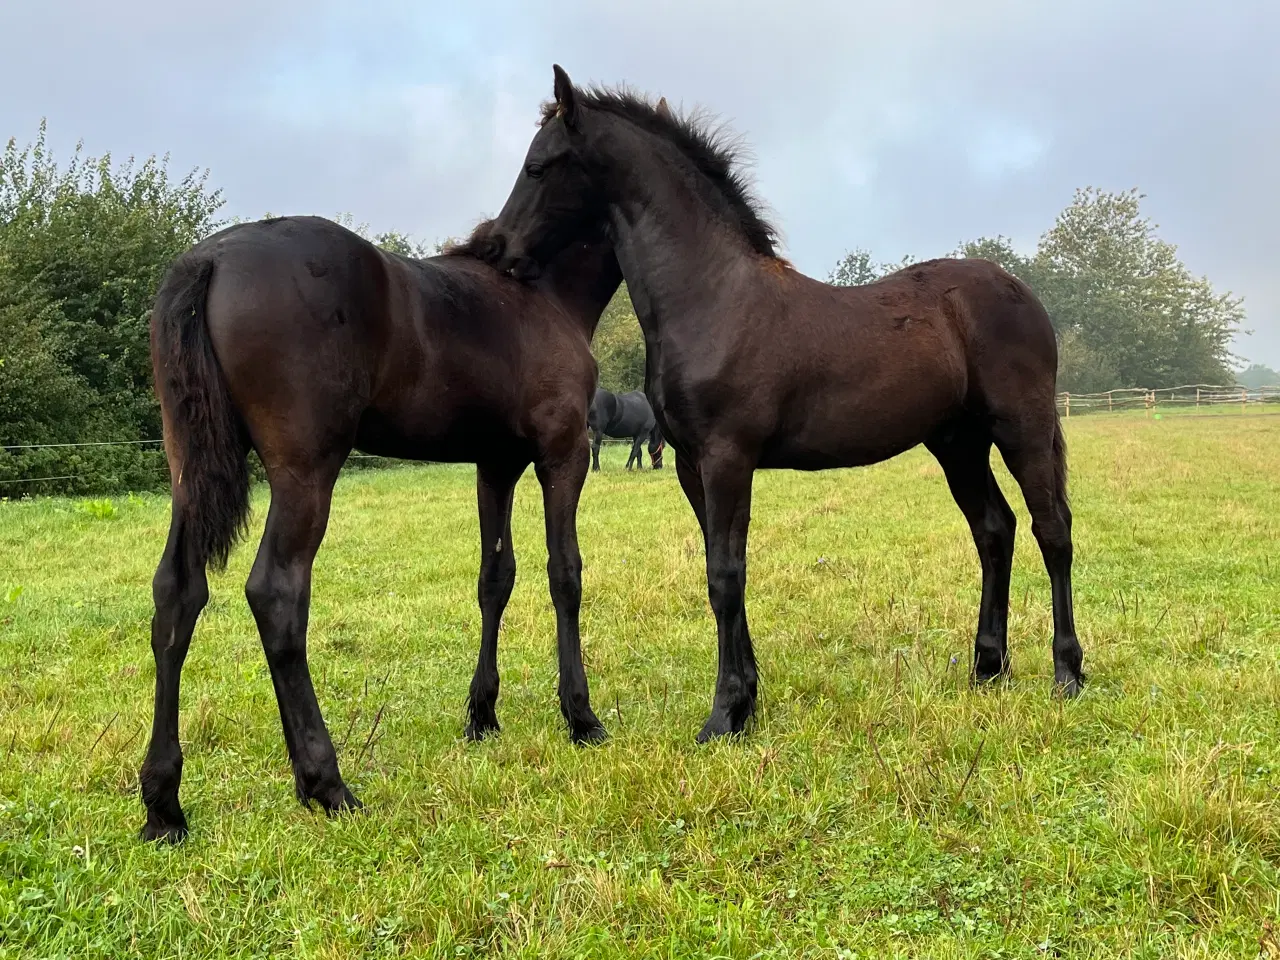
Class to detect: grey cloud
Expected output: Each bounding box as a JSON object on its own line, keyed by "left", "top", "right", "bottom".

{"left": 3, "top": 0, "right": 1276, "bottom": 365}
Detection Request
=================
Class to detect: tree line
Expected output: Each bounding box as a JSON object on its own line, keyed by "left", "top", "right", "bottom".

{"left": 0, "top": 124, "right": 1266, "bottom": 495}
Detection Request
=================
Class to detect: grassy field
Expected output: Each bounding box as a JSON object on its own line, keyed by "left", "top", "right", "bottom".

{"left": 2, "top": 412, "right": 1279, "bottom": 959}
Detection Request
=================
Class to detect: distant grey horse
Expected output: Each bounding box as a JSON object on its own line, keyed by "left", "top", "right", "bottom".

{"left": 586, "top": 388, "right": 664, "bottom": 471}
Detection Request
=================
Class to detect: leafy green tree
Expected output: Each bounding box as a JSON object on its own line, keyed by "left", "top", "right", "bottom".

{"left": 828, "top": 249, "right": 881, "bottom": 286}
{"left": 373, "top": 230, "right": 442, "bottom": 259}
{"left": 957, "top": 189, "right": 1241, "bottom": 392}
{"left": 0, "top": 126, "right": 448, "bottom": 494}
{"left": 828, "top": 249, "right": 916, "bottom": 286}
{"left": 0, "top": 122, "right": 223, "bottom": 492}
{"left": 592, "top": 286, "right": 646, "bottom": 392}
{"left": 0, "top": 122, "right": 224, "bottom": 439}
{"left": 1036, "top": 188, "right": 1239, "bottom": 390}
{"left": 0, "top": 281, "right": 96, "bottom": 446}
{"left": 1235, "top": 363, "right": 1280, "bottom": 388}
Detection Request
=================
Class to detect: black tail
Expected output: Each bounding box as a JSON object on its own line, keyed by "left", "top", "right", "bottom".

{"left": 151, "top": 255, "right": 249, "bottom": 570}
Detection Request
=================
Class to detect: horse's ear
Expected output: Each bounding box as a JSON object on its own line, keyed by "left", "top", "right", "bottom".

{"left": 655, "top": 97, "right": 673, "bottom": 120}
{"left": 552, "top": 64, "right": 578, "bottom": 127}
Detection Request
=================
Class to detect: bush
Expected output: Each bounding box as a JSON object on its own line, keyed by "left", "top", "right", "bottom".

{"left": 0, "top": 122, "right": 224, "bottom": 495}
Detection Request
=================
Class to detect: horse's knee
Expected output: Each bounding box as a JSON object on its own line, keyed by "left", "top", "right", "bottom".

{"left": 478, "top": 551, "right": 516, "bottom": 607}
{"left": 546, "top": 554, "right": 582, "bottom": 606}
{"left": 244, "top": 567, "right": 274, "bottom": 621}
{"left": 152, "top": 564, "right": 180, "bottom": 609}
{"left": 1030, "top": 507, "right": 1070, "bottom": 549}
{"left": 706, "top": 557, "right": 745, "bottom": 613}
{"left": 154, "top": 555, "right": 208, "bottom": 606}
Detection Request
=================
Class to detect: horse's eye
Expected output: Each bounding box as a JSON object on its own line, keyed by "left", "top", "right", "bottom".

{"left": 525, "top": 162, "right": 545, "bottom": 179}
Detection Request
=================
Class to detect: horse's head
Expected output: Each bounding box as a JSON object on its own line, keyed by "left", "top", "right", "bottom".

{"left": 484, "top": 66, "right": 611, "bottom": 282}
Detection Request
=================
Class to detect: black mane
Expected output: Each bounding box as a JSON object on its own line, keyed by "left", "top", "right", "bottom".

{"left": 542, "top": 87, "right": 781, "bottom": 259}
{"left": 438, "top": 219, "right": 496, "bottom": 259}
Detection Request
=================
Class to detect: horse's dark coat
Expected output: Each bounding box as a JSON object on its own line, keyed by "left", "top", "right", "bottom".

{"left": 486, "top": 67, "right": 1085, "bottom": 741}
{"left": 587, "top": 388, "right": 664, "bottom": 470}
{"left": 140, "top": 215, "right": 619, "bottom": 841}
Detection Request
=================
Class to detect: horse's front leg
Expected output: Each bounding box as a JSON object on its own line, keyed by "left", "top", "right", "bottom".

{"left": 466, "top": 461, "right": 524, "bottom": 740}
{"left": 535, "top": 432, "right": 606, "bottom": 744}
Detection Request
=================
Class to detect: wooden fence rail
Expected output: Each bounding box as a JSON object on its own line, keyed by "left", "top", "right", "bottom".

{"left": 1056, "top": 384, "right": 1280, "bottom": 417}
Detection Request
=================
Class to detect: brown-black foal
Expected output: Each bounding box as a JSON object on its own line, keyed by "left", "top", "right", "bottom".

{"left": 486, "top": 67, "right": 1085, "bottom": 742}
{"left": 140, "top": 216, "right": 618, "bottom": 841}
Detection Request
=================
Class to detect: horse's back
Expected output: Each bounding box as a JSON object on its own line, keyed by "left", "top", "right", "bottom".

{"left": 186, "top": 216, "right": 594, "bottom": 463}
{"left": 820, "top": 257, "right": 1058, "bottom": 409}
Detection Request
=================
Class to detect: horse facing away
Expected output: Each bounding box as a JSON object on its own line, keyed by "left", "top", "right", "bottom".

{"left": 587, "top": 387, "right": 665, "bottom": 470}
{"left": 140, "top": 215, "right": 618, "bottom": 842}
{"left": 484, "top": 67, "right": 1085, "bottom": 742}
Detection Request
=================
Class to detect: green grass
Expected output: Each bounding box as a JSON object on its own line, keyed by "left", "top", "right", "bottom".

{"left": 3, "top": 414, "right": 1280, "bottom": 958}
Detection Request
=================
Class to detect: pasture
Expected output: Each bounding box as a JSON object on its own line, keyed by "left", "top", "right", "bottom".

{"left": 2, "top": 412, "right": 1279, "bottom": 958}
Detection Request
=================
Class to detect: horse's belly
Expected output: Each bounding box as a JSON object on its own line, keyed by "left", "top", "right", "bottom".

{"left": 353, "top": 403, "right": 528, "bottom": 464}
{"left": 759, "top": 433, "right": 923, "bottom": 470}
{"left": 761, "top": 376, "right": 962, "bottom": 470}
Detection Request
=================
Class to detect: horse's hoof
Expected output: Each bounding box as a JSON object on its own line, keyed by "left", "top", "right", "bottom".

{"left": 330, "top": 787, "right": 362, "bottom": 815}
{"left": 465, "top": 719, "right": 500, "bottom": 742}
{"left": 140, "top": 818, "right": 188, "bottom": 845}
{"left": 300, "top": 778, "right": 362, "bottom": 816}
{"left": 1054, "top": 672, "right": 1085, "bottom": 699}
{"left": 695, "top": 712, "right": 750, "bottom": 743}
{"left": 972, "top": 667, "right": 1010, "bottom": 688}
{"left": 571, "top": 722, "right": 608, "bottom": 746}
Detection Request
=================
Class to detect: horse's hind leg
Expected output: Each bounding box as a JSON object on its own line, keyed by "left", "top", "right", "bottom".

{"left": 466, "top": 461, "right": 523, "bottom": 740}
{"left": 995, "top": 417, "right": 1085, "bottom": 696}
{"left": 139, "top": 504, "right": 209, "bottom": 842}
{"left": 245, "top": 461, "right": 358, "bottom": 812}
{"left": 696, "top": 450, "right": 758, "bottom": 742}
{"left": 675, "top": 453, "right": 707, "bottom": 540}
{"left": 926, "top": 427, "right": 1016, "bottom": 684}
{"left": 627, "top": 435, "right": 643, "bottom": 470}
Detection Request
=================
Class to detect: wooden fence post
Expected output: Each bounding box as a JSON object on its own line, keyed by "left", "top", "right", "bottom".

{"left": 1196, "top": 387, "right": 1200, "bottom": 409}
{"left": 1064, "top": 392, "right": 1070, "bottom": 418}
{"left": 1108, "top": 390, "right": 1113, "bottom": 412}
{"left": 1242, "top": 387, "right": 1248, "bottom": 412}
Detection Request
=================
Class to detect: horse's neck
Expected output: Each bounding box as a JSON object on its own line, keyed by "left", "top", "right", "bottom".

{"left": 600, "top": 132, "right": 760, "bottom": 353}
{"left": 609, "top": 198, "right": 753, "bottom": 352}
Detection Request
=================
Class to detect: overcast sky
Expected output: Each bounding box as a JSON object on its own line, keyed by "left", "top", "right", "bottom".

{"left": 4, "top": 0, "right": 1277, "bottom": 367}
